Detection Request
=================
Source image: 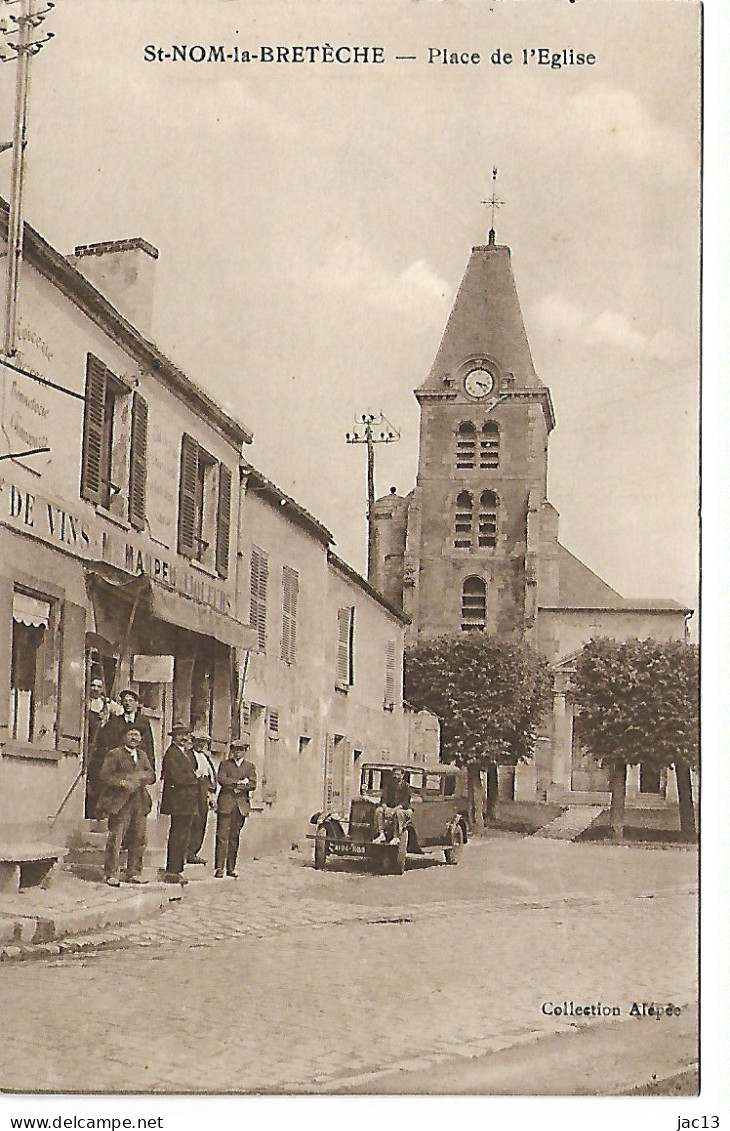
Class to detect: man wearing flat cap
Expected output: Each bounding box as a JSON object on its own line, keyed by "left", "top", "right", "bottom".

{"left": 160, "top": 722, "right": 198, "bottom": 884}
{"left": 186, "top": 728, "right": 217, "bottom": 866}
{"left": 215, "top": 734, "right": 257, "bottom": 878}
{"left": 101, "top": 688, "right": 156, "bottom": 775}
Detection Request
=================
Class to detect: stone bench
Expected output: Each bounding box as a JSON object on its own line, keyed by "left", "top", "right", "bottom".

{"left": 0, "top": 844, "right": 68, "bottom": 893}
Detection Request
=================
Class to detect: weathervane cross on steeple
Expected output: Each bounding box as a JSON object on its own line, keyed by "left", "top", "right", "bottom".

{"left": 481, "top": 167, "right": 504, "bottom": 245}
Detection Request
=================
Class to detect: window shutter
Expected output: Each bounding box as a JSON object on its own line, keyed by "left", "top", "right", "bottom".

{"left": 178, "top": 433, "right": 199, "bottom": 557}
{"left": 80, "top": 355, "right": 107, "bottom": 505}
{"left": 336, "top": 608, "right": 350, "bottom": 686}
{"left": 58, "top": 601, "right": 86, "bottom": 754}
{"left": 323, "top": 734, "right": 335, "bottom": 810}
{"left": 384, "top": 640, "right": 396, "bottom": 709}
{"left": 128, "top": 393, "right": 148, "bottom": 531}
{"left": 215, "top": 463, "right": 232, "bottom": 578}
{"left": 281, "top": 565, "right": 299, "bottom": 664}
{"left": 251, "top": 548, "right": 268, "bottom": 652}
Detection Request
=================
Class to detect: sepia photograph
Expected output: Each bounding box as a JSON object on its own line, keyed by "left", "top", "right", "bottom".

{"left": 0, "top": 0, "right": 711, "bottom": 1117}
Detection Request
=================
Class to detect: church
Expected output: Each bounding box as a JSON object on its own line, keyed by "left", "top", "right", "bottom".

{"left": 371, "top": 226, "right": 691, "bottom": 810}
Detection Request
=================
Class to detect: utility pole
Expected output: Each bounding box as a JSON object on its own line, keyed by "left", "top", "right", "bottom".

{"left": 0, "top": 0, "right": 55, "bottom": 358}
{"left": 345, "top": 412, "right": 400, "bottom": 583}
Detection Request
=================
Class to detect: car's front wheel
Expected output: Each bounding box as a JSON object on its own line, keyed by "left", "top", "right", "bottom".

{"left": 314, "top": 826, "right": 328, "bottom": 869}
{"left": 391, "top": 829, "right": 408, "bottom": 875}
{"left": 444, "top": 823, "right": 464, "bottom": 865}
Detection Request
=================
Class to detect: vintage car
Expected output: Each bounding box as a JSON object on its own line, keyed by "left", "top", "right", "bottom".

{"left": 310, "top": 762, "right": 469, "bottom": 874}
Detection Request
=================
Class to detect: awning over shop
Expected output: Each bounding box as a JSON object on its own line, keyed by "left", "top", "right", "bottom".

{"left": 148, "top": 582, "right": 257, "bottom": 650}
{"left": 12, "top": 592, "right": 51, "bottom": 628}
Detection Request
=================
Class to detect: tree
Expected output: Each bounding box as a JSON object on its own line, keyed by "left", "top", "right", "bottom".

{"left": 573, "top": 637, "right": 699, "bottom": 840}
{"left": 404, "top": 633, "right": 551, "bottom": 829}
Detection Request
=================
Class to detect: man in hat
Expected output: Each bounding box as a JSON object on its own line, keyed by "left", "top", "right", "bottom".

{"left": 160, "top": 722, "right": 199, "bottom": 884}
{"left": 101, "top": 688, "right": 156, "bottom": 775}
{"left": 186, "top": 728, "right": 217, "bottom": 866}
{"left": 96, "top": 724, "right": 155, "bottom": 886}
{"left": 215, "top": 735, "right": 257, "bottom": 878}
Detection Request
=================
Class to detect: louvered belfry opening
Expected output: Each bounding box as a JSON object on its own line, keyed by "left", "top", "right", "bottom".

{"left": 461, "top": 576, "right": 487, "bottom": 631}
{"left": 478, "top": 490, "right": 498, "bottom": 548}
{"left": 456, "top": 421, "right": 476, "bottom": 469}
{"left": 454, "top": 491, "right": 473, "bottom": 548}
{"left": 480, "top": 421, "right": 499, "bottom": 469}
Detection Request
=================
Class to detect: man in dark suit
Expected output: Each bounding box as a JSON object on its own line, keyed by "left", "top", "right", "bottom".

{"left": 101, "top": 688, "right": 156, "bottom": 775}
{"left": 97, "top": 724, "right": 156, "bottom": 886}
{"left": 160, "top": 722, "right": 197, "bottom": 884}
{"left": 215, "top": 735, "right": 257, "bottom": 878}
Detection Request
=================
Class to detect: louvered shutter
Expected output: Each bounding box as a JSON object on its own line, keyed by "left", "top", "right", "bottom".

{"left": 178, "top": 433, "right": 199, "bottom": 557}
{"left": 57, "top": 601, "right": 86, "bottom": 754}
{"left": 128, "top": 393, "right": 148, "bottom": 531}
{"left": 323, "top": 734, "right": 335, "bottom": 810}
{"left": 336, "top": 608, "right": 350, "bottom": 686}
{"left": 250, "top": 548, "right": 268, "bottom": 652}
{"left": 281, "top": 566, "right": 298, "bottom": 664}
{"left": 384, "top": 640, "right": 396, "bottom": 709}
{"left": 216, "top": 463, "right": 232, "bottom": 578}
{"left": 80, "top": 355, "right": 107, "bottom": 505}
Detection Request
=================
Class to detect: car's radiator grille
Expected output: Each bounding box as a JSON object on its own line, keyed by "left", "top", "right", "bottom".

{"left": 349, "top": 798, "right": 376, "bottom": 843}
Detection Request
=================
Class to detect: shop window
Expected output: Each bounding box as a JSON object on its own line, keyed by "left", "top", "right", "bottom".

{"left": 250, "top": 547, "right": 269, "bottom": 652}
{"left": 478, "top": 490, "right": 498, "bottom": 548}
{"left": 336, "top": 606, "right": 355, "bottom": 690}
{"left": 81, "top": 354, "right": 134, "bottom": 511}
{"left": 10, "top": 589, "right": 57, "bottom": 748}
{"left": 454, "top": 491, "right": 473, "bottom": 548}
{"left": 456, "top": 422, "right": 476, "bottom": 469}
{"left": 480, "top": 421, "right": 500, "bottom": 469}
{"left": 281, "top": 565, "right": 299, "bottom": 664}
{"left": 461, "top": 576, "right": 486, "bottom": 631}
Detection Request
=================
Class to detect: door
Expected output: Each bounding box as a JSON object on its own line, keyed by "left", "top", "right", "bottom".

{"left": 323, "top": 734, "right": 347, "bottom": 814}
{"left": 570, "top": 713, "right": 610, "bottom": 792}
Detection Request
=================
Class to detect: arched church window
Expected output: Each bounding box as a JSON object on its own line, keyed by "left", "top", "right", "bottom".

{"left": 480, "top": 421, "right": 500, "bottom": 469}
{"left": 478, "top": 490, "right": 498, "bottom": 548}
{"left": 454, "top": 491, "right": 473, "bottom": 548}
{"left": 456, "top": 422, "right": 476, "bottom": 469}
{"left": 461, "top": 576, "right": 486, "bottom": 631}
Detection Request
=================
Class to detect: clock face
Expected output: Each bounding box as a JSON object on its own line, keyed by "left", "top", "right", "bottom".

{"left": 464, "top": 367, "right": 495, "bottom": 399}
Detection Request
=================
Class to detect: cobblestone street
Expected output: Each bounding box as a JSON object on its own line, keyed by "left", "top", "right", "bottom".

{"left": 1, "top": 837, "right": 698, "bottom": 1094}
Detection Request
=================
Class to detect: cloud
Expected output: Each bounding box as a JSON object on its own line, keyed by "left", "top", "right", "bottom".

{"left": 568, "top": 86, "right": 694, "bottom": 177}
{"left": 532, "top": 293, "right": 689, "bottom": 362}
{"left": 314, "top": 238, "right": 449, "bottom": 314}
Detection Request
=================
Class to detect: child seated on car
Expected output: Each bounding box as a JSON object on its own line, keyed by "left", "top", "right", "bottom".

{"left": 373, "top": 768, "right": 413, "bottom": 844}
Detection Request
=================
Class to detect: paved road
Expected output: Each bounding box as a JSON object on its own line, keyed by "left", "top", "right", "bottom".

{"left": 0, "top": 837, "right": 697, "bottom": 1095}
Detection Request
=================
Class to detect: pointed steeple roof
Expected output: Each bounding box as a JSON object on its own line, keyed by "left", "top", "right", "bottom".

{"left": 420, "top": 242, "right": 540, "bottom": 391}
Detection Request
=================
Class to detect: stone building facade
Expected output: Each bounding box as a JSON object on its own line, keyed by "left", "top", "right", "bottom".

{"left": 371, "top": 232, "right": 692, "bottom": 808}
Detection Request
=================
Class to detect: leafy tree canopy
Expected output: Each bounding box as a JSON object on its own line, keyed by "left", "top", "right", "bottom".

{"left": 404, "top": 633, "right": 552, "bottom": 768}
{"left": 573, "top": 637, "right": 699, "bottom": 769}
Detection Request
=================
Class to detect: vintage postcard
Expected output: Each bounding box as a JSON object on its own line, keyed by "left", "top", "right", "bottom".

{"left": 0, "top": 0, "right": 712, "bottom": 1121}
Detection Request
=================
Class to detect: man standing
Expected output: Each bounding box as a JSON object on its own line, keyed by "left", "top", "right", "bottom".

{"left": 186, "top": 729, "right": 217, "bottom": 866}
{"left": 215, "top": 735, "right": 257, "bottom": 878}
{"left": 160, "top": 723, "right": 197, "bottom": 885}
{"left": 102, "top": 688, "right": 156, "bottom": 775}
{"left": 373, "top": 767, "right": 413, "bottom": 844}
{"left": 84, "top": 674, "right": 121, "bottom": 818}
{"left": 96, "top": 724, "right": 155, "bottom": 887}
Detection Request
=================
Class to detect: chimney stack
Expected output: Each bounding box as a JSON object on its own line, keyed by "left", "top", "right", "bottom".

{"left": 69, "top": 238, "right": 158, "bottom": 336}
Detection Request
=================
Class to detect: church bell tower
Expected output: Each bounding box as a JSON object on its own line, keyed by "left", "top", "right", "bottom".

{"left": 373, "top": 219, "right": 556, "bottom": 645}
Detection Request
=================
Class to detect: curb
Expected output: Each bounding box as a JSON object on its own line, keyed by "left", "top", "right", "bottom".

{"left": 0, "top": 884, "right": 181, "bottom": 954}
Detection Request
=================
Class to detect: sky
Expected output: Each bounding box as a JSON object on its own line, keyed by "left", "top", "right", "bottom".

{"left": 0, "top": 0, "right": 701, "bottom": 611}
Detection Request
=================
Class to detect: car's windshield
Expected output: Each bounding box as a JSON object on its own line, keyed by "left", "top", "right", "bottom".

{"left": 360, "top": 767, "right": 425, "bottom": 793}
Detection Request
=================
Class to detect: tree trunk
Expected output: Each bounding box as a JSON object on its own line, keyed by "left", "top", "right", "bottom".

{"left": 609, "top": 762, "right": 627, "bottom": 840}
{"left": 485, "top": 763, "right": 500, "bottom": 821}
{"left": 467, "top": 764, "right": 485, "bottom": 834}
{"left": 675, "top": 762, "right": 697, "bottom": 841}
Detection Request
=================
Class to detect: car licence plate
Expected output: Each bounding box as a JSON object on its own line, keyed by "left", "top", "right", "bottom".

{"left": 329, "top": 842, "right": 367, "bottom": 856}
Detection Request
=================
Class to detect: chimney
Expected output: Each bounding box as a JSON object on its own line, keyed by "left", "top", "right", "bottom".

{"left": 69, "top": 238, "right": 158, "bottom": 336}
